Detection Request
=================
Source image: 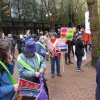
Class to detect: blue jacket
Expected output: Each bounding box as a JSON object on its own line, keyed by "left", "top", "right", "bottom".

{"left": 25, "top": 37, "right": 30, "bottom": 43}
{"left": 0, "top": 62, "right": 15, "bottom": 100}
{"left": 17, "top": 53, "right": 46, "bottom": 81}
{"left": 96, "top": 58, "right": 100, "bottom": 100}
{"left": 36, "top": 40, "right": 46, "bottom": 58}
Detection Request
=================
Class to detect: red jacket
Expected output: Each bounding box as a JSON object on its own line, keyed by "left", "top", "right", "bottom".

{"left": 50, "top": 38, "right": 61, "bottom": 58}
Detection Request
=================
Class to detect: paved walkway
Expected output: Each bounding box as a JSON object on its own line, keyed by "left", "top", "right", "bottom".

{"left": 14, "top": 50, "right": 96, "bottom": 100}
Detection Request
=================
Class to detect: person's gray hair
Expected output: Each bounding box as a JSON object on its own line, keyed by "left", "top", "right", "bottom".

{"left": 8, "top": 34, "right": 12, "bottom": 38}
{"left": 39, "top": 36, "right": 47, "bottom": 41}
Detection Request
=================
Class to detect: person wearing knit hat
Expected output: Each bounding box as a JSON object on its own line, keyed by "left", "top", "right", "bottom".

{"left": 24, "top": 40, "right": 36, "bottom": 55}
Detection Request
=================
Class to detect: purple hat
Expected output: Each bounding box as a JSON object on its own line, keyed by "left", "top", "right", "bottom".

{"left": 24, "top": 40, "right": 36, "bottom": 54}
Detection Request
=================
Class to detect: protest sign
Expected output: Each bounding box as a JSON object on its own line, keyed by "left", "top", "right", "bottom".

{"left": 82, "top": 33, "right": 91, "bottom": 42}
{"left": 60, "top": 27, "right": 67, "bottom": 38}
{"left": 56, "top": 38, "right": 68, "bottom": 72}
{"left": 56, "top": 38, "right": 68, "bottom": 53}
{"left": 18, "top": 78, "right": 41, "bottom": 90}
{"left": 82, "top": 34, "right": 90, "bottom": 42}
{"left": 26, "top": 30, "right": 30, "bottom": 35}
{"left": 17, "top": 78, "right": 42, "bottom": 100}
{"left": 20, "top": 34, "right": 23, "bottom": 39}
{"left": 66, "top": 28, "right": 74, "bottom": 40}
{"left": 46, "top": 40, "right": 55, "bottom": 56}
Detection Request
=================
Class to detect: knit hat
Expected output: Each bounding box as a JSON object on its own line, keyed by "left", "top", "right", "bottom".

{"left": 24, "top": 40, "right": 36, "bottom": 54}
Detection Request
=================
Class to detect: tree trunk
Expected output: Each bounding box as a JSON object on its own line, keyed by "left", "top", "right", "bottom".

{"left": 0, "top": 16, "right": 3, "bottom": 32}
{"left": 50, "top": 21, "right": 55, "bottom": 32}
{"left": 0, "top": 0, "right": 3, "bottom": 32}
{"left": 87, "top": 0, "right": 100, "bottom": 67}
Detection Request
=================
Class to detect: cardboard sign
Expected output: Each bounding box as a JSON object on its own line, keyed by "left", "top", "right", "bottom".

{"left": 60, "top": 27, "right": 67, "bottom": 38}
{"left": 18, "top": 89, "right": 41, "bottom": 99}
{"left": 66, "top": 28, "right": 74, "bottom": 40}
{"left": 56, "top": 38, "right": 68, "bottom": 53}
{"left": 18, "top": 78, "right": 41, "bottom": 90}
{"left": 26, "top": 30, "right": 30, "bottom": 35}
{"left": 17, "top": 78, "right": 42, "bottom": 100}
{"left": 56, "top": 38, "right": 67, "bottom": 72}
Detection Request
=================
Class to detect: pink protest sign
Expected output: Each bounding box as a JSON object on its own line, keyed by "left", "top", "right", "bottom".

{"left": 60, "top": 27, "right": 68, "bottom": 38}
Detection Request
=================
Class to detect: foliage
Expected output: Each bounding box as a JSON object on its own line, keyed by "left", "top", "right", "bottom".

{"left": 60, "top": 0, "right": 87, "bottom": 26}
{"left": 0, "top": 0, "right": 11, "bottom": 21}
{"left": 0, "top": 0, "right": 88, "bottom": 29}
{"left": 87, "top": 0, "right": 100, "bottom": 67}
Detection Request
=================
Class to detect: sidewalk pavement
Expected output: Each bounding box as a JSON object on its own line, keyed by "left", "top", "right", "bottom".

{"left": 45, "top": 51, "right": 96, "bottom": 100}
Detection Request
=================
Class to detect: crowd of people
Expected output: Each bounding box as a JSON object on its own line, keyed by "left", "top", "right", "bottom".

{"left": 0, "top": 28, "right": 97, "bottom": 100}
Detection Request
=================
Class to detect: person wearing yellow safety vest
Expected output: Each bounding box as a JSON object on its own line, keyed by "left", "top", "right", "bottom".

{"left": 36, "top": 36, "right": 47, "bottom": 59}
{"left": 17, "top": 40, "right": 49, "bottom": 98}
{"left": 49, "top": 32, "right": 62, "bottom": 78}
{"left": 36, "top": 36, "right": 49, "bottom": 81}
{"left": 0, "top": 40, "right": 18, "bottom": 100}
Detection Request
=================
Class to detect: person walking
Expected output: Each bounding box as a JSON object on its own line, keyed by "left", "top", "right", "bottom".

{"left": 75, "top": 36, "right": 84, "bottom": 71}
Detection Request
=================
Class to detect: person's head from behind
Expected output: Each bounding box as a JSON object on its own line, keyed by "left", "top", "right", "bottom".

{"left": 39, "top": 36, "right": 47, "bottom": 44}
{"left": 44, "top": 31, "right": 49, "bottom": 36}
{"left": 0, "top": 41, "right": 12, "bottom": 63}
{"left": 24, "top": 40, "right": 36, "bottom": 57}
{"left": 8, "top": 34, "right": 12, "bottom": 38}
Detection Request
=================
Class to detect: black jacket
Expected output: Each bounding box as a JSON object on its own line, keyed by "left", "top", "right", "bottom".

{"left": 75, "top": 39, "right": 84, "bottom": 56}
